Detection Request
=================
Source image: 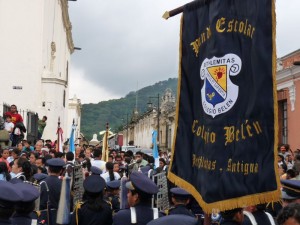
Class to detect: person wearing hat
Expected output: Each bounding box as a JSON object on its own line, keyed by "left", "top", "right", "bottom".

{"left": 71, "top": 175, "right": 112, "bottom": 225}
{"left": 166, "top": 187, "right": 195, "bottom": 217}
{"left": 147, "top": 215, "right": 198, "bottom": 225}
{"left": 90, "top": 166, "right": 102, "bottom": 176}
{"left": 0, "top": 181, "right": 23, "bottom": 225}
{"left": 106, "top": 180, "right": 121, "bottom": 214}
{"left": 39, "top": 158, "right": 65, "bottom": 211}
{"left": 281, "top": 179, "right": 300, "bottom": 207}
{"left": 10, "top": 182, "right": 40, "bottom": 225}
{"left": 113, "top": 171, "right": 161, "bottom": 225}
{"left": 220, "top": 208, "right": 244, "bottom": 225}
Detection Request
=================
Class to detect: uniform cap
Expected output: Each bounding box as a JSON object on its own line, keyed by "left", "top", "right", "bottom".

{"left": 140, "top": 165, "right": 151, "bottom": 175}
{"left": 106, "top": 180, "right": 121, "bottom": 189}
{"left": 33, "top": 173, "right": 48, "bottom": 182}
{"left": 90, "top": 166, "right": 102, "bottom": 175}
{"left": 281, "top": 179, "right": 300, "bottom": 200}
{"left": 170, "top": 187, "right": 191, "bottom": 198}
{"left": 0, "top": 181, "right": 23, "bottom": 202}
{"left": 13, "top": 182, "right": 39, "bottom": 202}
{"left": 126, "top": 171, "right": 158, "bottom": 195}
{"left": 83, "top": 175, "right": 106, "bottom": 193}
{"left": 147, "top": 215, "right": 198, "bottom": 225}
{"left": 46, "top": 158, "right": 65, "bottom": 167}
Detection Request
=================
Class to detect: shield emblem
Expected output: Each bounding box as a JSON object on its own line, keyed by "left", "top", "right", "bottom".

{"left": 200, "top": 54, "right": 242, "bottom": 118}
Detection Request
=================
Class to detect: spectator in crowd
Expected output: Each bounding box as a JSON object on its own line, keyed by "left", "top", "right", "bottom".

{"left": 35, "top": 157, "right": 45, "bottom": 168}
{"left": 156, "top": 158, "right": 168, "bottom": 174}
{"left": 75, "top": 146, "right": 82, "bottom": 160}
{"left": 37, "top": 116, "right": 47, "bottom": 139}
{"left": 286, "top": 154, "right": 295, "bottom": 170}
{"left": 34, "top": 140, "right": 43, "bottom": 155}
{"left": 113, "top": 162, "right": 120, "bottom": 174}
{"left": 7, "top": 148, "right": 20, "bottom": 163}
{"left": 131, "top": 151, "right": 148, "bottom": 172}
{"left": 4, "top": 104, "right": 23, "bottom": 125}
{"left": 91, "top": 148, "right": 106, "bottom": 172}
{"left": 16, "top": 142, "right": 23, "bottom": 151}
{"left": 4, "top": 115, "right": 14, "bottom": 146}
{"left": 29, "top": 152, "right": 39, "bottom": 165}
{"left": 280, "top": 144, "right": 290, "bottom": 159}
{"left": 0, "top": 161, "right": 11, "bottom": 181}
{"left": 10, "top": 157, "right": 33, "bottom": 181}
{"left": 277, "top": 203, "right": 300, "bottom": 225}
{"left": 22, "top": 140, "right": 34, "bottom": 153}
{"left": 85, "top": 147, "right": 93, "bottom": 160}
{"left": 0, "top": 148, "right": 10, "bottom": 171}
{"left": 101, "top": 162, "right": 121, "bottom": 183}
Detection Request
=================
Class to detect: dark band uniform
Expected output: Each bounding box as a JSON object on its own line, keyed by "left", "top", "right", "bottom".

{"left": 0, "top": 181, "right": 23, "bottom": 225}
{"left": 10, "top": 182, "right": 40, "bottom": 225}
{"left": 71, "top": 175, "right": 112, "bottom": 225}
{"left": 39, "top": 158, "right": 65, "bottom": 210}
{"left": 220, "top": 208, "right": 243, "bottom": 225}
{"left": 168, "top": 187, "right": 195, "bottom": 217}
{"left": 113, "top": 172, "right": 161, "bottom": 225}
{"left": 242, "top": 206, "right": 275, "bottom": 225}
{"left": 39, "top": 158, "right": 65, "bottom": 225}
{"left": 106, "top": 180, "right": 121, "bottom": 213}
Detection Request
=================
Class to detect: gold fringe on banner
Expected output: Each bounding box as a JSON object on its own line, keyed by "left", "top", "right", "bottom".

{"left": 168, "top": 0, "right": 281, "bottom": 213}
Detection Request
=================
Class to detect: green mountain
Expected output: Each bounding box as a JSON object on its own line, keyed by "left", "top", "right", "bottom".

{"left": 81, "top": 78, "right": 178, "bottom": 141}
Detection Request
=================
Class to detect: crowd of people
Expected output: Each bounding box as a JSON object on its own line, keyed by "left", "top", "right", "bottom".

{"left": 1, "top": 105, "right": 300, "bottom": 225}
{"left": 0, "top": 139, "right": 299, "bottom": 225}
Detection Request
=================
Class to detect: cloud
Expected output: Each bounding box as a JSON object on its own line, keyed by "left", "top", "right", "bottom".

{"left": 69, "top": 0, "right": 300, "bottom": 103}
{"left": 69, "top": 1, "right": 186, "bottom": 103}
{"left": 69, "top": 65, "right": 120, "bottom": 103}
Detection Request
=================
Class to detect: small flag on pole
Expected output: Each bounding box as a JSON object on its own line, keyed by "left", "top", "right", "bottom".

{"left": 152, "top": 130, "right": 159, "bottom": 168}
{"left": 56, "top": 175, "right": 71, "bottom": 224}
{"left": 101, "top": 123, "right": 109, "bottom": 162}
{"left": 69, "top": 119, "right": 76, "bottom": 153}
{"left": 56, "top": 117, "right": 63, "bottom": 153}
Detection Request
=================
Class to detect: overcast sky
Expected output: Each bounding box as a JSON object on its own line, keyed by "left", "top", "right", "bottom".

{"left": 69, "top": 0, "right": 300, "bottom": 104}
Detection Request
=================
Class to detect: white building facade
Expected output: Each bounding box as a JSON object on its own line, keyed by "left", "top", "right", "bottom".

{"left": 123, "top": 89, "right": 177, "bottom": 152}
{"left": 0, "top": 0, "right": 76, "bottom": 141}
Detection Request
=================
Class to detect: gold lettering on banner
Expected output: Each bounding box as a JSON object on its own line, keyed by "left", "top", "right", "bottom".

{"left": 227, "top": 159, "right": 258, "bottom": 175}
{"left": 190, "top": 26, "right": 212, "bottom": 57}
{"left": 216, "top": 17, "right": 255, "bottom": 38}
{"left": 192, "top": 120, "right": 216, "bottom": 144}
{"left": 224, "top": 120, "right": 263, "bottom": 146}
{"left": 192, "top": 154, "right": 216, "bottom": 171}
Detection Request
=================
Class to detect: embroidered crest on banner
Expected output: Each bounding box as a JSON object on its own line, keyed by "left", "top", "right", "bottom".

{"left": 200, "top": 54, "right": 242, "bottom": 118}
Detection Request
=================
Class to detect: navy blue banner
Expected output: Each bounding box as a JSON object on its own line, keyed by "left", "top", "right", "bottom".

{"left": 168, "top": 0, "right": 280, "bottom": 213}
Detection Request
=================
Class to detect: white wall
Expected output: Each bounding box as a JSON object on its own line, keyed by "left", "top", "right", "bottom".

{"left": 0, "top": 0, "right": 74, "bottom": 141}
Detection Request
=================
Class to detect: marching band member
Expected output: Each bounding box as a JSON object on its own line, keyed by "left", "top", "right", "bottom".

{"left": 10, "top": 182, "right": 40, "bottom": 225}
{"left": 106, "top": 180, "right": 121, "bottom": 214}
{"left": 0, "top": 181, "right": 22, "bottom": 225}
{"left": 167, "top": 187, "right": 195, "bottom": 217}
{"left": 71, "top": 175, "right": 112, "bottom": 225}
{"left": 39, "top": 158, "right": 65, "bottom": 225}
{"left": 113, "top": 171, "right": 161, "bottom": 225}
